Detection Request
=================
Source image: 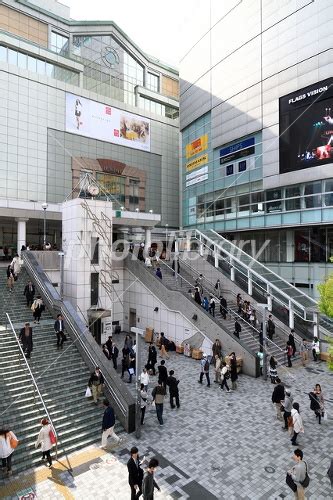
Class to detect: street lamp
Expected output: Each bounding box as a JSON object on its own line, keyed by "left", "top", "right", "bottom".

{"left": 42, "top": 203, "right": 48, "bottom": 247}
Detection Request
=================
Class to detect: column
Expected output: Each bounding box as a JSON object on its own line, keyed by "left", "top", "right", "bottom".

{"left": 248, "top": 270, "right": 253, "bottom": 296}
{"left": 15, "top": 218, "right": 29, "bottom": 254}
{"left": 214, "top": 246, "right": 219, "bottom": 268}
{"left": 313, "top": 312, "right": 319, "bottom": 339}
{"left": 145, "top": 227, "right": 152, "bottom": 251}
{"left": 267, "top": 285, "right": 272, "bottom": 312}
{"left": 289, "top": 300, "right": 294, "bottom": 329}
{"left": 174, "top": 238, "right": 179, "bottom": 254}
{"left": 286, "top": 229, "right": 294, "bottom": 262}
{"left": 230, "top": 259, "right": 235, "bottom": 281}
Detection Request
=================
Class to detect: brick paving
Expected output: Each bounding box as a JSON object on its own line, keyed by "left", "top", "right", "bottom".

{"left": 1, "top": 336, "right": 332, "bottom": 499}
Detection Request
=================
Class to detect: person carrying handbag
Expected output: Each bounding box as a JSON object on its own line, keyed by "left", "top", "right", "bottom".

{"left": 35, "top": 418, "right": 55, "bottom": 468}
{"left": 286, "top": 448, "right": 309, "bottom": 499}
{"left": 0, "top": 429, "right": 18, "bottom": 477}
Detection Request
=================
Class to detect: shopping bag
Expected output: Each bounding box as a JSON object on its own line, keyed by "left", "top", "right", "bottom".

{"left": 85, "top": 386, "right": 92, "bottom": 398}
{"left": 49, "top": 429, "right": 57, "bottom": 445}
{"left": 9, "top": 433, "right": 19, "bottom": 449}
{"left": 128, "top": 368, "right": 135, "bottom": 375}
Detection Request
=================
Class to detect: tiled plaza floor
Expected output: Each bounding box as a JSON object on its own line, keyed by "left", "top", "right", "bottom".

{"left": 1, "top": 336, "right": 332, "bottom": 499}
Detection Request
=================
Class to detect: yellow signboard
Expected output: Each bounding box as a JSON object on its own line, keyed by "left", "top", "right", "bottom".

{"left": 185, "top": 134, "right": 208, "bottom": 159}
{"left": 186, "top": 153, "right": 209, "bottom": 172}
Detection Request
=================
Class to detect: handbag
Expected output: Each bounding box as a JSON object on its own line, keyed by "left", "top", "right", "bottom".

{"left": 49, "top": 429, "right": 57, "bottom": 445}
{"left": 85, "top": 386, "right": 92, "bottom": 397}
{"left": 301, "top": 461, "right": 310, "bottom": 488}
{"left": 128, "top": 368, "right": 135, "bottom": 375}
{"left": 286, "top": 473, "right": 297, "bottom": 492}
{"left": 9, "top": 433, "right": 19, "bottom": 449}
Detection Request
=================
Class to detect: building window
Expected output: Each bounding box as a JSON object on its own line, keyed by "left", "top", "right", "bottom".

{"left": 266, "top": 189, "right": 282, "bottom": 213}
{"left": 226, "top": 164, "right": 234, "bottom": 176}
{"left": 304, "top": 182, "right": 321, "bottom": 208}
{"left": 51, "top": 31, "right": 69, "bottom": 55}
{"left": 128, "top": 178, "right": 140, "bottom": 211}
{"left": 91, "top": 237, "right": 99, "bottom": 264}
{"left": 146, "top": 72, "right": 160, "bottom": 92}
{"left": 90, "top": 273, "right": 99, "bottom": 306}
{"left": 250, "top": 192, "right": 264, "bottom": 213}
{"left": 285, "top": 186, "right": 301, "bottom": 211}
{"left": 238, "top": 160, "right": 247, "bottom": 172}
{"left": 238, "top": 194, "right": 250, "bottom": 213}
{"left": 325, "top": 180, "right": 333, "bottom": 206}
{"left": 96, "top": 173, "right": 125, "bottom": 204}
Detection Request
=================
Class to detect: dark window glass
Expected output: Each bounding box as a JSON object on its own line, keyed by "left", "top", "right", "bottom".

{"left": 239, "top": 194, "right": 250, "bottom": 212}
{"left": 90, "top": 273, "right": 99, "bottom": 306}
{"left": 226, "top": 164, "right": 234, "bottom": 176}
{"left": 304, "top": 182, "right": 321, "bottom": 208}
{"left": 251, "top": 192, "right": 264, "bottom": 213}
{"left": 238, "top": 160, "right": 247, "bottom": 172}
{"left": 91, "top": 237, "right": 99, "bottom": 264}
{"left": 266, "top": 189, "right": 282, "bottom": 213}
{"left": 285, "top": 186, "right": 301, "bottom": 210}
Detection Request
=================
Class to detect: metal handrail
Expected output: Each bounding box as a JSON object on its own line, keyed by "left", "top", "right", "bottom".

{"left": 22, "top": 251, "right": 134, "bottom": 427}
{"left": 5, "top": 313, "right": 58, "bottom": 459}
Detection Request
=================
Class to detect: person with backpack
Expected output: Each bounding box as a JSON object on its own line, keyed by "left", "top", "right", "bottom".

{"left": 220, "top": 361, "right": 231, "bottom": 393}
{"left": 286, "top": 449, "right": 309, "bottom": 499}
{"left": 31, "top": 295, "right": 45, "bottom": 324}
{"left": 269, "top": 356, "right": 278, "bottom": 384}
{"left": 198, "top": 354, "right": 211, "bottom": 387}
{"left": 271, "top": 378, "right": 285, "bottom": 421}
{"left": 286, "top": 342, "right": 293, "bottom": 367}
{"left": 219, "top": 295, "right": 227, "bottom": 319}
{"left": 146, "top": 343, "right": 157, "bottom": 375}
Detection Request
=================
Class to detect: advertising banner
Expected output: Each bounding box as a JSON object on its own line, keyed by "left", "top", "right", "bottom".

{"left": 185, "top": 165, "right": 208, "bottom": 187}
{"left": 186, "top": 153, "right": 209, "bottom": 172}
{"left": 65, "top": 93, "right": 151, "bottom": 152}
{"left": 219, "top": 137, "right": 255, "bottom": 164}
{"left": 185, "top": 134, "right": 208, "bottom": 159}
{"left": 279, "top": 78, "right": 333, "bottom": 173}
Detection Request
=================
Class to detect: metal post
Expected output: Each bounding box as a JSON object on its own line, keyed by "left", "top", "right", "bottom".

{"left": 248, "top": 270, "right": 253, "bottom": 296}
{"left": 230, "top": 260, "right": 235, "bottom": 281}
{"left": 214, "top": 247, "right": 218, "bottom": 268}
{"left": 313, "top": 312, "right": 319, "bottom": 339}
{"left": 288, "top": 300, "right": 294, "bottom": 329}
{"left": 135, "top": 329, "right": 141, "bottom": 439}
{"left": 42, "top": 203, "right": 48, "bottom": 247}
{"left": 262, "top": 306, "right": 267, "bottom": 381}
{"left": 59, "top": 252, "right": 64, "bottom": 300}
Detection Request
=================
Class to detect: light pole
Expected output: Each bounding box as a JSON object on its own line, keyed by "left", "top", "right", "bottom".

{"left": 257, "top": 303, "right": 268, "bottom": 381}
{"left": 42, "top": 202, "right": 48, "bottom": 247}
{"left": 58, "top": 252, "right": 64, "bottom": 300}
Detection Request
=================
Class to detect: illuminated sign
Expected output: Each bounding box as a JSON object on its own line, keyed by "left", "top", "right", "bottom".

{"left": 185, "top": 134, "right": 208, "bottom": 159}
{"left": 185, "top": 165, "right": 208, "bottom": 187}
{"left": 65, "top": 93, "right": 150, "bottom": 152}
{"left": 219, "top": 137, "right": 255, "bottom": 164}
{"left": 186, "top": 153, "right": 209, "bottom": 172}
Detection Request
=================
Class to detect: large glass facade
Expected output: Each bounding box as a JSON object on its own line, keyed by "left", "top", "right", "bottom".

{"left": 72, "top": 35, "right": 144, "bottom": 106}
{"left": 0, "top": 45, "right": 79, "bottom": 85}
{"left": 51, "top": 31, "right": 69, "bottom": 56}
{"left": 96, "top": 173, "right": 126, "bottom": 204}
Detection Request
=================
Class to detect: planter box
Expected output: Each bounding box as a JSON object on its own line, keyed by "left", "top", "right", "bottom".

{"left": 192, "top": 349, "right": 203, "bottom": 360}
{"left": 176, "top": 344, "right": 184, "bottom": 354}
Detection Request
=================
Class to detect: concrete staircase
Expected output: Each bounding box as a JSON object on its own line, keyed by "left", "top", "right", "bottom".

{"left": 0, "top": 267, "right": 121, "bottom": 475}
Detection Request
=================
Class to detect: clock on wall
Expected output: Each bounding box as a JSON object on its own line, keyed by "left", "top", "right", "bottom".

{"left": 102, "top": 47, "right": 120, "bottom": 68}
{"left": 88, "top": 185, "right": 100, "bottom": 197}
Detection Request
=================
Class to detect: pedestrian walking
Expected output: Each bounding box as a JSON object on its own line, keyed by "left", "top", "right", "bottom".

{"left": 0, "top": 429, "right": 17, "bottom": 477}
{"left": 300, "top": 339, "right": 309, "bottom": 366}
{"left": 6, "top": 265, "right": 15, "bottom": 292}
{"left": 19, "top": 322, "right": 33, "bottom": 359}
{"left": 127, "top": 446, "right": 144, "bottom": 500}
{"left": 289, "top": 329, "right": 297, "bottom": 357}
{"left": 23, "top": 280, "right": 35, "bottom": 307}
{"left": 106, "top": 335, "right": 113, "bottom": 358}
{"left": 269, "top": 356, "right": 278, "bottom": 384}
{"left": 54, "top": 314, "right": 66, "bottom": 349}
{"left": 152, "top": 381, "right": 166, "bottom": 425}
{"left": 202, "top": 296, "right": 209, "bottom": 311}
{"left": 281, "top": 389, "right": 294, "bottom": 430}
{"left": 236, "top": 293, "right": 242, "bottom": 314}
{"left": 311, "top": 337, "right": 320, "bottom": 362}
{"left": 146, "top": 343, "right": 157, "bottom": 375}
{"left": 250, "top": 309, "right": 258, "bottom": 328}
{"left": 88, "top": 367, "right": 104, "bottom": 405}
{"left": 31, "top": 295, "right": 44, "bottom": 324}
{"left": 220, "top": 362, "right": 231, "bottom": 392}
{"left": 128, "top": 354, "right": 136, "bottom": 383}
{"left": 111, "top": 343, "right": 119, "bottom": 370}
{"left": 209, "top": 296, "right": 216, "bottom": 317}
{"left": 140, "top": 368, "right": 150, "bottom": 392}
{"left": 214, "top": 355, "right": 222, "bottom": 384}
{"left": 198, "top": 354, "right": 211, "bottom": 387}
{"left": 101, "top": 400, "right": 121, "bottom": 448}
{"left": 229, "top": 352, "right": 238, "bottom": 390}
{"left": 159, "top": 332, "right": 170, "bottom": 359}
{"left": 10, "top": 254, "right": 21, "bottom": 277}
{"left": 286, "top": 449, "right": 308, "bottom": 499}
{"left": 102, "top": 344, "right": 110, "bottom": 359}
{"left": 309, "top": 384, "right": 324, "bottom": 424}
{"left": 267, "top": 314, "right": 275, "bottom": 340}
{"left": 194, "top": 287, "right": 202, "bottom": 305}
{"left": 271, "top": 378, "right": 285, "bottom": 421}
{"left": 234, "top": 319, "right": 241, "bottom": 338}
{"left": 328, "top": 458, "right": 333, "bottom": 488}
{"left": 219, "top": 295, "right": 227, "bottom": 319}
{"left": 155, "top": 267, "right": 162, "bottom": 280}
{"left": 140, "top": 384, "right": 148, "bottom": 425}
{"left": 157, "top": 359, "right": 168, "bottom": 389}
{"left": 35, "top": 418, "right": 55, "bottom": 468}
{"left": 124, "top": 334, "right": 133, "bottom": 354}
{"left": 166, "top": 370, "right": 180, "bottom": 409}
{"left": 121, "top": 353, "right": 129, "bottom": 379}
{"left": 142, "top": 458, "right": 161, "bottom": 500}
{"left": 212, "top": 339, "right": 222, "bottom": 361}
{"left": 286, "top": 342, "right": 293, "bottom": 367}
{"left": 291, "top": 402, "right": 304, "bottom": 446}
{"left": 214, "top": 278, "right": 221, "bottom": 296}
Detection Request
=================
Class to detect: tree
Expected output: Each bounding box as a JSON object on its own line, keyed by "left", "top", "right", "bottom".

{"left": 317, "top": 274, "right": 333, "bottom": 371}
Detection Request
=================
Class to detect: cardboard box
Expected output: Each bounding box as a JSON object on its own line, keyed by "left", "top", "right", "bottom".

{"left": 320, "top": 351, "right": 332, "bottom": 362}
{"left": 176, "top": 344, "right": 184, "bottom": 354}
{"left": 144, "top": 328, "right": 154, "bottom": 343}
{"left": 192, "top": 348, "right": 203, "bottom": 360}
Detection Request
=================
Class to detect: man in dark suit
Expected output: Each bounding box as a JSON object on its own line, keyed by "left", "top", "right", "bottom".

{"left": 127, "top": 446, "right": 144, "bottom": 500}
{"left": 157, "top": 360, "right": 168, "bottom": 390}
{"left": 111, "top": 344, "right": 119, "bottom": 370}
{"left": 166, "top": 370, "right": 180, "bottom": 409}
{"left": 23, "top": 281, "right": 35, "bottom": 307}
{"left": 54, "top": 314, "right": 65, "bottom": 349}
{"left": 106, "top": 335, "right": 113, "bottom": 359}
{"left": 19, "top": 322, "right": 33, "bottom": 358}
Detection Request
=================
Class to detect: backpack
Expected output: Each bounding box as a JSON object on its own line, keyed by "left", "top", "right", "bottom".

{"left": 225, "top": 369, "right": 230, "bottom": 379}
{"left": 204, "top": 359, "right": 209, "bottom": 371}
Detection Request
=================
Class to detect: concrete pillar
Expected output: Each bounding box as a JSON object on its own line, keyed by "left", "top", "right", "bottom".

{"left": 248, "top": 270, "right": 253, "bottom": 296}
{"left": 230, "top": 260, "right": 235, "bottom": 281}
{"left": 199, "top": 242, "right": 204, "bottom": 257}
{"left": 286, "top": 229, "right": 294, "bottom": 262}
{"left": 289, "top": 300, "right": 294, "bottom": 329}
{"left": 145, "top": 227, "right": 152, "bottom": 250}
{"left": 214, "top": 247, "right": 218, "bottom": 268}
{"left": 267, "top": 286, "right": 272, "bottom": 312}
{"left": 174, "top": 238, "right": 179, "bottom": 254}
{"left": 15, "top": 217, "right": 29, "bottom": 254}
{"left": 313, "top": 312, "right": 319, "bottom": 339}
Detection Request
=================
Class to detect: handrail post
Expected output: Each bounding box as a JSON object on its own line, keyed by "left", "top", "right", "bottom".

{"left": 288, "top": 300, "right": 294, "bottom": 329}
{"left": 247, "top": 270, "right": 253, "bottom": 296}
{"left": 267, "top": 286, "right": 272, "bottom": 312}
{"left": 230, "top": 260, "right": 235, "bottom": 281}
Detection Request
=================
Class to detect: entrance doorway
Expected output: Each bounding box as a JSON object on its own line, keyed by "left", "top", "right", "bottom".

{"left": 129, "top": 309, "right": 136, "bottom": 329}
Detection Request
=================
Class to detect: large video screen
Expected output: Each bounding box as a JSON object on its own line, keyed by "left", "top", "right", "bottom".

{"left": 65, "top": 93, "right": 150, "bottom": 152}
{"left": 279, "top": 78, "right": 333, "bottom": 173}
